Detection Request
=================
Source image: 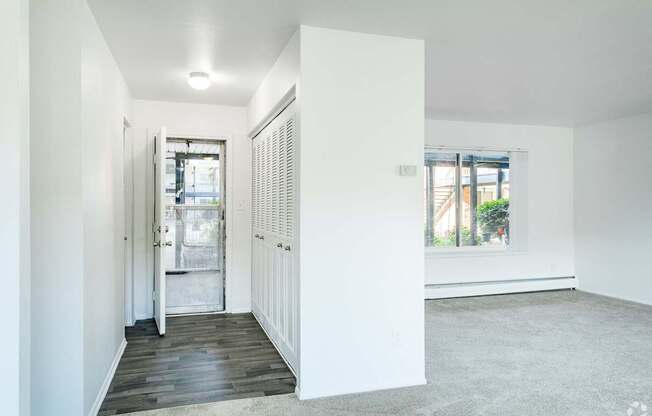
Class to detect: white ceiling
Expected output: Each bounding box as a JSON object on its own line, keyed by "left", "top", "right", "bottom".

{"left": 88, "top": 0, "right": 652, "bottom": 126}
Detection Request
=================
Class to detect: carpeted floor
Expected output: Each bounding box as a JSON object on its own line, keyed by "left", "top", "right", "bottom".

{"left": 124, "top": 290, "right": 652, "bottom": 416}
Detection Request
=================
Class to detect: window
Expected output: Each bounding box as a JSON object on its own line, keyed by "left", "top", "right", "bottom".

{"left": 424, "top": 150, "right": 510, "bottom": 248}
{"left": 164, "top": 139, "right": 222, "bottom": 271}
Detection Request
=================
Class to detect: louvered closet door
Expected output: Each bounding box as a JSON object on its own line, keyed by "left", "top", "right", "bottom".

{"left": 251, "top": 100, "right": 298, "bottom": 373}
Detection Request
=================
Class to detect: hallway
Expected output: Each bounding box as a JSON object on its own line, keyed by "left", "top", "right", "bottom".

{"left": 99, "top": 314, "right": 295, "bottom": 415}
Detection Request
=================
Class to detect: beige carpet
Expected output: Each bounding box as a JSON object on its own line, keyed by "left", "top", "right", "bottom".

{"left": 124, "top": 291, "right": 652, "bottom": 416}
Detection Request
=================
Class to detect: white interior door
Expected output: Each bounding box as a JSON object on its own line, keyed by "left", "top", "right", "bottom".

{"left": 154, "top": 127, "right": 167, "bottom": 335}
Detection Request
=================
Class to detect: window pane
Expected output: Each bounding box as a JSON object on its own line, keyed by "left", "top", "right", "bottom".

{"left": 165, "top": 158, "right": 176, "bottom": 206}
{"left": 461, "top": 153, "right": 510, "bottom": 247}
{"left": 165, "top": 207, "right": 220, "bottom": 270}
{"left": 424, "top": 152, "right": 457, "bottom": 247}
{"left": 183, "top": 159, "right": 220, "bottom": 205}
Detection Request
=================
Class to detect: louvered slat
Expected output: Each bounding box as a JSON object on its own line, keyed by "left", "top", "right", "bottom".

{"left": 258, "top": 142, "right": 263, "bottom": 230}
{"left": 263, "top": 134, "right": 269, "bottom": 232}
{"left": 285, "top": 116, "right": 295, "bottom": 239}
{"left": 271, "top": 130, "right": 279, "bottom": 235}
{"left": 252, "top": 142, "right": 258, "bottom": 230}
{"left": 278, "top": 124, "right": 287, "bottom": 237}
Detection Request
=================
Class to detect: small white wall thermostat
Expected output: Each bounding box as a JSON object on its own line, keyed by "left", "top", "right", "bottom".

{"left": 398, "top": 165, "right": 417, "bottom": 176}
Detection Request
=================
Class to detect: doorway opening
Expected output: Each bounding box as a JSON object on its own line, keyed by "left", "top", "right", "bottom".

{"left": 160, "top": 137, "right": 226, "bottom": 320}
{"left": 99, "top": 131, "right": 295, "bottom": 414}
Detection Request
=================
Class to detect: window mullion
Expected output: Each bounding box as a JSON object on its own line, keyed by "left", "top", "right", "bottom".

{"left": 469, "top": 155, "right": 478, "bottom": 246}
{"left": 455, "top": 153, "right": 462, "bottom": 247}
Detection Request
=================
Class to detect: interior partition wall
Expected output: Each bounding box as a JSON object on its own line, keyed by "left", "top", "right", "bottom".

{"left": 251, "top": 99, "right": 299, "bottom": 374}
{"left": 247, "top": 26, "right": 426, "bottom": 400}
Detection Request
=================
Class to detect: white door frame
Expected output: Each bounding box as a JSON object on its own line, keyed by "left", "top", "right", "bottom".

{"left": 145, "top": 131, "right": 234, "bottom": 315}
{"left": 123, "top": 117, "right": 135, "bottom": 326}
{"left": 153, "top": 128, "right": 168, "bottom": 334}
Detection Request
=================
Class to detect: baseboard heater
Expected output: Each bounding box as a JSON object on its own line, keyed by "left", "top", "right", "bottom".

{"left": 425, "top": 276, "right": 577, "bottom": 299}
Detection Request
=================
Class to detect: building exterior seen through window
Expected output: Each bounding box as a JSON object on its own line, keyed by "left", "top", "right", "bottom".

{"left": 424, "top": 150, "right": 510, "bottom": 248}
{"left": 164, "top": 142, "right": 222, "bottom": 271}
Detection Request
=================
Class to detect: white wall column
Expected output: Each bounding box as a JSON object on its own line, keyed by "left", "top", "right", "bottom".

{"left": 0, "top": 0, "right": 30, "bottom": 414}
{"left": 30, "top": 0, "right": 85, "bottom": 414}
{"left": 298, "top": 26, "right": 426, "bottom": 399}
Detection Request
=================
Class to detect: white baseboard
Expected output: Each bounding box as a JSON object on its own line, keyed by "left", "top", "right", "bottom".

{"left": 134, "top": 313, "right": 150, "bottom": 321}
{"left": 166, "top": 304, "right": 223, "bottom": 315}
{"left": 425, "top": 276, "right": 577, "bottom": 299}
{"left": 252, "top": 309, "right": 297, "bottom": 377}
{"left": 228, "top": 307, "right": 252, "bottom": 314}
{"left": 297, "top": 377, "right": 427, "bottom": 400}
{"left": 88, "top": 338, "right": 127, "bottom": 416}
{"left": 576, "top": 288, "right": 652, "bottom": 307}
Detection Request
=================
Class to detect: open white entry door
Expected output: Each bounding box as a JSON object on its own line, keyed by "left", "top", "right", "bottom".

{"left": 154, "top": 127, "right": 168, "bottom": 335}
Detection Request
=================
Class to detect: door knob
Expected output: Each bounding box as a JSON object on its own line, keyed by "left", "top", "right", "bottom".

{"left": 284, "top": 245, "right": 291, "bottom": 251}
{"left": 255, "top": 234, "right": 260, "bottom": 239}
{"left": 260, "top": 235, "right": 264, "bottom": 240}
{"left": 276, "top": 243, "right": 283, "bottom": 248}
{"left": 153, "top": 241, "right": 161, "bottom": 247}
{"left": 164, "top": 241, "right": 173, "bottom": 247}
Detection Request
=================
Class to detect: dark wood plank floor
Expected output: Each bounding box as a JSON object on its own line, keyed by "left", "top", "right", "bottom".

{"left": 99, "top": 313, "right": 296, "bottom": 415}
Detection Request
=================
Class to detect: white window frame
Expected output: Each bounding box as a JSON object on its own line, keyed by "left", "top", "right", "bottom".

{"left": 424, "top": 147, "right": 513, "bottom": 256}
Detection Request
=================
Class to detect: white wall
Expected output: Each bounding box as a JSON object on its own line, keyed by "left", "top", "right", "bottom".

{"left": 132, "top": 100, "right": 251, "bottom": 318}
{"left": 574, "top": 113, "right": 652, "bottom": 305}
{"left": 0, "top": 0, "right": 30, "bottom": 414}
{"left": 247, "top": 30, "right": 300, "bottom": 133}
{"left": 30, "top": 1, "right": 132, "bottom": 414}
{"left": 424, "top": 120, "right": 575, "bottom": 294}
{"left": 298, "top": 26, "right": 426, "bottom": 399}
{"left": 81, "top": 2, "right": 133, "bottom": 414}
{"left": 30, "top": 0, "right": 85, "bottom": 413}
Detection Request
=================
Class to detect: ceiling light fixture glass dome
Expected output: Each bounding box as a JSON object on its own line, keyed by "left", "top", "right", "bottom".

{"left": 187, "top": 72, "right": 211, "bottom": 90}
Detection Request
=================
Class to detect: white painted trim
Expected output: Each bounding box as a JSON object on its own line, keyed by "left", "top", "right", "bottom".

{"left": 167, "top": 311, "right": 225, "bottom": 317}
{"left": 227, "top": 307, "right": 252, "bottom": 314}
{"left": 166, "top": 304, "right": 222, "bottom": 315}
{"left": 425, "top": 277, "right": 577, "bottom": 299}
{"left": 296, "top": 377, "right": 428, "bottom": 401}
{"left": 575, "top": 288, "right": 652, "bottom": 308}
{"left": 88, "top": 338, "right": 127, "bottom": 416}
{"left": 252, "top": 310, "right": 297, "bottom": 378}
{"left": 134, "top": 313, "right": 149, "bottom": 322}
{"left": 425, "top": 144, "right": 528, "bottom": 153}
{"left": 425, "top": 245, "right": 514, "bottom": 258}
{"left": 144, "top": 132, "right": 232, "bottom": 319}
{"left": 123, "top": 120, "right": 136, "bottom": 327}
{"left": 248, "top": 86, "right": 296, "bottom": 139}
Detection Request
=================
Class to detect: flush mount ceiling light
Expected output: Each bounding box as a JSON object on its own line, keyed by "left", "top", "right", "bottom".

{"left": 187, "top": 72, "right": 211, "bottom": 90}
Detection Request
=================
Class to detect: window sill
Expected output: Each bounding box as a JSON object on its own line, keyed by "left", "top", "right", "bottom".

{"left": 425, "top": 246, "right": 524, "bottom": 259}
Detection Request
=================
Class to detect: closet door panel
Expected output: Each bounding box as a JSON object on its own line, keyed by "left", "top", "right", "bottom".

{"left": 251, "top": 100, "right": 298, "bottom": 373}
